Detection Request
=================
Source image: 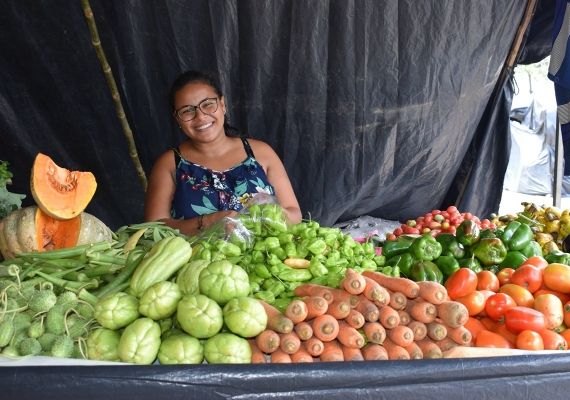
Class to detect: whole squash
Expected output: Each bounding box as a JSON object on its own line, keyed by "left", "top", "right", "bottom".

{"left": 0, "top": 206, "right": 113, "bottom": 260}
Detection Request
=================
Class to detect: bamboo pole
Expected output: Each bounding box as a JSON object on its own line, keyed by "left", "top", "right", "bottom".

{"left": 80, "top": 0, "right": 148, "bottom": 191}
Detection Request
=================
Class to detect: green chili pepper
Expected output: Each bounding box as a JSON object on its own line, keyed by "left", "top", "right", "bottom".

{"left": 269, "top": 246, "right": 287, "bottom": 260}
{"left": 326, "top": 272, "right": 344, "bottom": 288}
{"left": 498, "top": 251, "right": 527, "bottom": 270}
{"left": 501, "top": 221, "right": 533, "bottom": 251}
{"left": 307, "top": 239, "right": 327, "bottom": 255}
{"left": 278, "top": 268, "right": 313, "bottom": 282}
{"left": 251, "top": 250, "right": 265, "bottom": 264}
{"left": 520, "top": 241, "right": 543, "bottom": 258}
{"left": 361, "top": 242, "right": 376, "bottom": 257}
{"left": 435, "top": 234, "right": 466, "bottom": 259}
{"left": 284, "top": 242, "right": 298, "bottom": 258}
{"left": 254, "top": 264, "right": 272, "bottom": 279}
{"left": 264, "top": 237, "right": 281, "bottom": 250}
{"left": 472, "top": 238, "right": 507, "bottom": 266}
{"left": 266, "top": 253, "right": 283, "bottom": 266}
{"left": 309, "top": 259, "right": 329, "bottom": 277}
{"left": 410, "top": 234, "right": 442, "bottom": 261}
{"left": 360, "top": 259, "right": 377, "bottom": 271}
{"left": 374, "top": 255, "right": 386, "bottom": 267}
{"left": 254, "top": 290, "right": 275, "bottom": 303}
{"left": 278, "top": 233, "right": 294, "bottom": 245}
{"left": 382, "top": 235, "right": 415, "bottom": 259}
{"left": 409, "top": 260, "right": 443, "bottom": 283}
{"left": 435, "top": 255, "right": 460, "bottom": 278}
{"left": 456, "top": 220, "right": 481, "bottom": 247}
{"left": 386, "top": 252, "right": 415, "bottom": 277}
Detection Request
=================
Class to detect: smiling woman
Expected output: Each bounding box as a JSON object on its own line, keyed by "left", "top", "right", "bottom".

{"left": 144, "top": 70, "right": 302, "bottom": 236}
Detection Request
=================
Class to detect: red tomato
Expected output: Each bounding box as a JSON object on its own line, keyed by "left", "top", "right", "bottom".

{"left": 485, "top": 293, "right": 517, "bottom": 322}
{"left": 539, "top": 329, "right": 567, "bottom": 350}
{"left": 431, "top": 209, "right": 442, "bottom": 215}
{"left": 516, "top": 330, "right": 544, "bottom": 350}
{"left": 455, "top": 291, "right": 487, "bottom": 316}
{"left": 504, "top": 306, "right": 546, "bottom": 334}
{"left": 463, "top": 212, "right": 473, "bottom": 220}
{"left": 476, "top": 270, "right": 500, "bottom": 292}
{"left": 444, "top": 268, "right": 478, "bottom": 300}
{"left": 509, "top": 265, "right": 543, "bottom": 293}
{"left": 497, "top": 268, "right": 515, "bottom": 286}
{"left": 543, "top": 263, "right": 570, "bottom": 293}
{"left": 446, "top": 205, "right": 458, "bottom": 214}
{"left": 521, "top": 256, "right": 548, "bottom": 270}
{"left": 499, "top": 284, "right": 534, "bottom": 308}
{"left": 533, "top": 293, "right": 564, "bottom": 330}
{"left": 475, "top": 329, "right": 513, "bottom": 348}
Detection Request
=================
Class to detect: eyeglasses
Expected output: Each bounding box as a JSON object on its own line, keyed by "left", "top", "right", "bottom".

{"left": 174, "top": 97, "right": 219, "bottom": 121}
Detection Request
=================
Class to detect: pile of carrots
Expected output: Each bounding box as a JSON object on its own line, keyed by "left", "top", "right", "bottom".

{"left": 249, "top": 268, "right": 471, "bottom": 362}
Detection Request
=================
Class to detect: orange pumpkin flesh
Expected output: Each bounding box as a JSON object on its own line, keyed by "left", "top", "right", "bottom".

{"left": 30, "top": 153, "right": 97, "bottom": 220}
{"left": 35, "top": 208, "right": 81, "bottom": 251}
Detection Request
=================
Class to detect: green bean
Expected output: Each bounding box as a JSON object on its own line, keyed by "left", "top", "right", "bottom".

{"left": 93, "top": 248, "right": 145, "bottom": 298}
{"left": 33, "top": 271, "right": 98, "bottom": 292}
{"left": 18, "top": 242, "right": 112, "bottom": 260}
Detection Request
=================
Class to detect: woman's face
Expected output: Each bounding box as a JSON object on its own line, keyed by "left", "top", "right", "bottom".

{"left": 173, "top": 82, "right": 226, "bottom": 143}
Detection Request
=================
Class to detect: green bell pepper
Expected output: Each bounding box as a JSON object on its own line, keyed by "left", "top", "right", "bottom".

{"left": 501, "top": 221, "right": 533, "bottom": 251}
{"left": 409, "top": 260, "right": 443, "bottom": 283}
{"left": 381, "top": 235, "right": 415, "bottom": 259}
{"left": 472, "top": 238, "right": 507, "bottom": 266}
{"left": 435, "top": 255, "right": 460, "bottom": 278}
{"left": 545, "top": 250, "right": 570, "bottom": 266}
{"left": 520, "top": 241, "right": 543, "bottom": 258}
{"left": 435, "top": 234, "right": 466, "bottom": 259}
{"left": 458, "top": 257, "right": 482, "bottom": 273}
{"left": 386, "top": 252, "right": 415, "bottom": 277}
{"left": 410, "top": 234, "right": 442, "bottom": 261}
{"left": 456, "top": 220, "right": 481, "bottom": 247}
{"left": 498, "top": 251, "right": 528, "bottom": 270}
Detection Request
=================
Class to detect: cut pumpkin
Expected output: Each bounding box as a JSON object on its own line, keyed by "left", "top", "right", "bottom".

{"left": 0, "top": 206, "right": 113, "bottom": 260}
{"left": 30, "top": 153, "right": 97, "bottom": 220}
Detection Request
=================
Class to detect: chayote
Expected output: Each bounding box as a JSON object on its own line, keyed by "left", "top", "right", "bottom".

{"left": 204, "top": 333, "right": 251, "bottom": 364}
{"left": 117, "top": 317, "right": 161, "bottom": 365}
{"left": 222, "top": 297, "right": 267, "bottom": 338}
{"left": 139, "top": 281, "right": 182, "bottom": 320}
{"left": 199, "top": 260, "right": 250, "bottom": 305}
{"left": 176, "top": 294, "right": 223, "bottom": 339}
{"left": 86, "top": 328, "right": 121, "bottom": 362}
{"left": 94, "top": 292, "right": 139, "bottom": 330}
{"left": 176, "top": 259, "right": 210, "bottom": 295}
{"left": 157, "top": 333, "right": 204, "bottom": 364}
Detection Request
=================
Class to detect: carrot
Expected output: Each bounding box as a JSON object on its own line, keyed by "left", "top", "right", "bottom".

{"left": 304, "top": 296, "right": 329, "bottom": 320}
{"left": 270, "top": 348, "right": 292, "bottom": 363}
{"left": 434, "top": 337, "right": 459, "bottom": 352}
{"left": 341, "top": 268, "right": 367, "bottom": 295}
{"left": 290, "top": 346, "right": 314, "bottom": 363}
{"left": 311, "top": 314, "right": 340, "bottom": 342}
{"left": 378, "top": 305, "right": 400, "bottom": 329}
{"left": 344, "top": 309, "right": 366, "bottom": 329}
{"left": 382, "top": 337, "right": 410, "bottom": 360}
{"left": 260, "top": 301, "right": 294, "bottom": 334}
{"left": 284, "top": 299, "right": 309, "bottom": 324}
{"left": 417, "top": 281, "right": 448, "bottom": 305}
{"left": 362, "top": 271, "right": 420, "bottom": 299}
{"left": 329, "top": 288, "right": 360, "bottom": 308}
{"left": 404, "top": 341, "right": 423, "bottom": 359}
{"left": 249, "top": 340, "right": 267, "bottom": 363}
{"left": 406, "top": 299, "right": 437, "bottom": 324}
{"left": 362, "top": 275, "right": 391, "bottom": 306}
{"left": 363, "top": 322, "right": 386, "bottom": 344}
{"left": 361, "top": 343, "right": 389, "bottom": 360}
{"left": 279, "top": 331, "right": 301, "bottom": 354}
{"left": 386, "top": 324, "right": 415, "bottom": 347}
{"left": 320, "top": 340, "right": 344, "bottom": 362}
{"left": 397, "top": 310, "right": 411, "bottom": 326}
{"left": 283, "top": 258, "right": 311, "bottom": 269}
{"left": 388, "top": 290, "right": 408, "bottom": 311}
{"left": 415, "top": 338, "right": 443, "bottom": 359}
{"left": 336, "top": 320, "right": 366, "bottom": 349}
{"left": 303, "top": 337, "right": 325, "bottom": 357}
{"left": 255, "top": 329, "right": 281, "bottom": 354}
{"left": 407, "top": 320, "right": 428, "bottom": 341}
{"left": 355, "top": 297, "right": 380, "bottom": 322}
{"left": 446, "top": 325, "right": 472, "bottom": 346}
{"left": 341, "top": 344, "right": 365, "bottom": 361}
{"left": 463, "top": 317, "right": 485, "bottom": 342}
{"left": 426, "top": 321, "right": 448, "bottom": 342}
{"left": 294, "top": 284, "right": 334, "bottom": 304}
{"left": 436, "top": 301, "right": 469, "bottom": 328}
{"left": 294, "top": 321, "right": 313, "bottom": 341}
{"left": 327, "top": 299, "right": 351, "bottom": 320}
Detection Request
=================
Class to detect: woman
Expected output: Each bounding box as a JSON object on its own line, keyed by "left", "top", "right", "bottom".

{"left": 144, "top": 70, "right": 302, "bottom": 235}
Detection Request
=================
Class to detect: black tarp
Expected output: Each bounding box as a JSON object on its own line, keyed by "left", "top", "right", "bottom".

{"left": 0, "top": 0, "right": 553, "bottom": 230}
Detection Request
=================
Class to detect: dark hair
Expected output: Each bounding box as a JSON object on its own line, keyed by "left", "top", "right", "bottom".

{"left": 169, "top": 70, "right": 243, "bottom": 138}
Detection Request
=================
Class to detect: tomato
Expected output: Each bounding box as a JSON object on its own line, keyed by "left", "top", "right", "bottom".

{"left": 497, "top": 268, "right": 515, "bottom": 286}
{"left": 560, "top": 329, "right": 570, "bottom": 345}
{"left": 563, "top": 300, "right": 570, "bottom": 327}
{"left": 455, "top": 291, "right": 487, "bottom": 316}
{"left": 515, "top": 330, "right": 544, "bottom": 350}
{"left": 521, "top": 256, "right": 548, "bottom": 270}
{"left": 475, "top": 329, "right": 513, "bottom": 348}
{"left": 533, "top": 289, "right": 570, "bottom": 305}
{"left": 539, "top": 329, "right": 567, "bottom": 350}
{"left": 493, "top": 323, "right": 517, "bottom": 346}
{"left": 509, "top": 264, "right": 543, "bottom": 293}
{"left": 464, "top": 317, "right": 485, "bottom": 341}
{"left": 533, "top": 293, "right": 564, "bottom": 330}
{"left": 485, "top": 293, "right": 517, "bottom": 321}
{"left": 543, "top": 263, "right": 570, "bottom": 293}
{"left": 504, "top": 306, "right": 546, "bottom": 334}
{"left": 445, "top": 268, "right": 478, "bottom": 300}
{"left": 476, "top": 270, "right": 500, "bottom": 292}
{"left": 499, "top": 283, "right": 534, "bottom": 308}
{"left": 463, "top": 212, "right": 473, "bottom": 220}
{"left": 446, "top": 205, "right": 458, "bottom": 214}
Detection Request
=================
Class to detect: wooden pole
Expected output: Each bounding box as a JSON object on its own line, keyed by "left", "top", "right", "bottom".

{"left": 80, "top": 0, "right": 148, "bottom": 191}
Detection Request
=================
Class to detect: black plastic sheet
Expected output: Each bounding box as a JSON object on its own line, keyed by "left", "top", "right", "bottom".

{"left": 3, "top": 354, "right": 570, "bottom": 399}
{"left": 0, "top": 1, "right": 554, "bottom": 230}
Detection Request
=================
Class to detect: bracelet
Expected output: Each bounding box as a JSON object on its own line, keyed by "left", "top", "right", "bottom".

{"left": 197, "top": 215, "right": 204, "bottom": 231}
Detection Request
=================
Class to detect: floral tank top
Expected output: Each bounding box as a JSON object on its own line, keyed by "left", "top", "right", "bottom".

{"left": 171, "top": 137, "right": 275, "bottom": 219}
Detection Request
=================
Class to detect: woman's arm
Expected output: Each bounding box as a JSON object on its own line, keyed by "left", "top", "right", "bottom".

{"left": 250, "top": 140, "right": 302, "bottom": 224}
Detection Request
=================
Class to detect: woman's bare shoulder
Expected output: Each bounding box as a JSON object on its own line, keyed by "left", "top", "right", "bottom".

{"left": 247, "top": 138, "right": 277, "bottom": 157}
